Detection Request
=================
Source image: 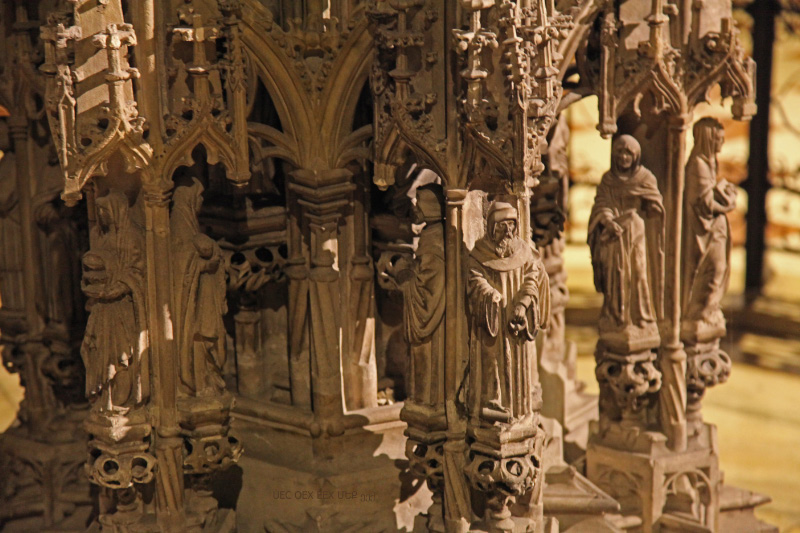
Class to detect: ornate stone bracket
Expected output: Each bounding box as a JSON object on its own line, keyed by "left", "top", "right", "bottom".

{"left": 40, "top": 11, "right": 152, "bottom": 204}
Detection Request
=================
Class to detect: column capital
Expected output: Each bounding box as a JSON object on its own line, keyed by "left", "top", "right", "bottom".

{"left": 289, "top": 167, "right": 355, "bottom": 219}
{"left": 142, "top": 186, "right": 172, "bottom": 207}
{"left": 444, "top": 187, "right": 467, "bottom": 206}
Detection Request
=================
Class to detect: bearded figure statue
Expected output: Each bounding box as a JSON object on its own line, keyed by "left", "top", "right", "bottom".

{"left": 467, "top": 201, "right": 550, "bottom": 422}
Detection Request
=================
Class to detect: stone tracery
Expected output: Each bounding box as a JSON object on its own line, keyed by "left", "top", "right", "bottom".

{"left": 0, "top": 0, "right": 775, "bottom": 532}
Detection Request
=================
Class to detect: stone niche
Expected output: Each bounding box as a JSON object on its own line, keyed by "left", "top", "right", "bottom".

{"left": 0, "top": 0, "right": 774, "bottom": 532}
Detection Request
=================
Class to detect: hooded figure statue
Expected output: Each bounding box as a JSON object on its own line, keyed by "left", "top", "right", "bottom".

{"left": 81, "top": 190, "right": 147, "bottom": 410}
{"left": 467, "top": 200, "right": 550, "bottom": 422}
{"left": 588, "top": 135, "right": 665, "bottom": 351}
{"left": 399, "top": 183, "right": 446, "bottom": 405}
{"left": 171, "top": 178, "right": 228, "bottom": 396}
{"left": 682, "top": 118, "right": 736, "bottom": 340}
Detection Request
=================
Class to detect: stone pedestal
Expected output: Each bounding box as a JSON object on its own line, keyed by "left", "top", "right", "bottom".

{"left": 233, "top": 404, "right": 431, "bottom": 533}
{"left": 718, "top": 485, "right": 777, "bottom": 533}
{"left": 539, "top": 340, "right": 599, "bottom": 464}
{"left": 0, "top": 425, "right": 91, "bottom": 532}
{"left": 587, "top": 423, "right": 721, "bottom": 533}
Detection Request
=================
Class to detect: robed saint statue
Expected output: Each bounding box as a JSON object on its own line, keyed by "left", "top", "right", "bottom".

{"left": 467, "top": 201, "right": 550, "bottom": 422}
{"left": 588, "top": 135, "right": 664, "bottom": 352}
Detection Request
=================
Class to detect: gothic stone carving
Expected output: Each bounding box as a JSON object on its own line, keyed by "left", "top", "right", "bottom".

{"left": 466, "top": 201, "right": 550, "bottom": 532}
{"left": 0, "top": 1, "right": 772, "bottom": 532}
{"left": 80, "top": 190, "right": 157, "bottom": 525}
{"left": 683, "top": 118, "right": 736, "bottom": 341}
{"left": 589, "top": 135, "right": 665, "bottom": 354}
{"left": 588, "top": 135, "right": 665, "bottom": 427}
{"left": 683, "top": 118, "right": 735, "bottom": 434}
{"left": 382, "top": 183, "right": 448, "bottom": 531}
{"left": 82, "top": 191, "right": 147, "bottom": 411}
{"left": 172, "top": 179, "right": 228, "bottom": 398}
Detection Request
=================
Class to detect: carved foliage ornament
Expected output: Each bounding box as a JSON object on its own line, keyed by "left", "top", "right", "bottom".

{"left": 454, "top": 0, "right": 573, "bottom": 185}
{"left": 368, "top": 0, "right": 446, "bottom": 181}
{"left": 39, "top": 0, "right": 251, "bottom": 204}
{"left": 40, "top": 12, "right": 152, "bottom": 203}
{"left": 584, "top": 0, "right": 756, "bottom": 137}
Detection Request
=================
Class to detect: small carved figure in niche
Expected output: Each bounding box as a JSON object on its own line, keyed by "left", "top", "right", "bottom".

{"left": 171, "top": 178, "right": 228, "bottom": 396}
{"left": 467, "top": 201, "right": 550, "bottom": 421}
{"left": 588, "top": 135, "right": 664, "bottom": 351}
{"left": 393, "top": 184, "right": 446, "bottom": 405}
{"left": 81, "top": 191, "right": 147, "bottom": 411}
{"left": 683, "top": 118, "right": 736, "bottom": 341}
{"left": 0, "top": 121, "right": 26, "bottom": 321}
{"left": 34, "top": 151, "right": 85, "bottom": 337}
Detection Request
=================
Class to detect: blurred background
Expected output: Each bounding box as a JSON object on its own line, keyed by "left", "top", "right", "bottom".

{"left": 562, "top": 3, "right": 800, "bottom": 530}
{"left": 1, "top": 0, "right": 799, "bottom": 531}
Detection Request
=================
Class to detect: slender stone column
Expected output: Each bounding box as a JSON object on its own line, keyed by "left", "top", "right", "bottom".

{"left": 234, "top": 303, "right": 264, "bottom": 398}
{"left": 342, "top": 173, "right": 378, "bottom": 410}
{"left": 443, "top": 187, "right": 470, "bottom": 533}
{"left": 289, "top": 168, "right": 356, "bottom": 447}
{"left": 659, "top": 116, "right": 691, "bottom": 453}
{"left": 8, "top": 117, "right": 49, "bottom": 427}
{"left": 143, "top": 186, "right": 186, "bottom": 530}
{"left": 286, "top": 191, "right": 313, "bottom": 409}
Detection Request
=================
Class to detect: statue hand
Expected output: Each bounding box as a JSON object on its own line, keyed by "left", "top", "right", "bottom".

{"left": 204, "top": 256, "right": 221, "bottom": 273}
{"left": 491, "top": 290, "right": 504, "bottom": 307}
{"left": 102, "top": 281, "right": 128, "bottom": 300}
{"left": 646, "top": 201, "right": 664, "bottom": 217}
{"left": 81, "top": 282, "right": 105, "bottom": 299}
{"left": 378, "top": 271, "right": 400, "bottom": 291}
{"left": 604, "top": 221, "right": 624, "bottom": 240}
{"left": 395, "top": 268, "right": 414, "bottom": 284}
{"left": 193, "top": 234, "right": 215, "bottom": 259}
{"left": 508, "top": 304, "right": 528, "bottom": 336}
{"left": 724, "top": 182, "right": 738, "bottom": 204}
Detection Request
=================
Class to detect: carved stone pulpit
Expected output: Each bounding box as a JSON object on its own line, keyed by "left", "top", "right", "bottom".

{"left": 0, "top": 1, "right": 774, "bottom": 532}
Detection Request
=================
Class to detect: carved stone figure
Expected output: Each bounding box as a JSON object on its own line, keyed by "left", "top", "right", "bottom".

{"left": 467, "top": 201, "right": 550, "bottom": 421}
{"left": 397, "top": 184, "right": 446, "bottom": 406}
{"left": 81, "top": 190, "right": 147, "bottom": 411}
{"left": 389, "top": 183, "right": 447, "bottom": 531}
{"left": 171, "top": 178, "right": 228, "bottom": 397}
{"left": 464, "top": 200, "right": 550, "bottom": 532}
{"left": 588, "top": 135, "right": 665, "bottom": 352}
{"left": 682, "top": 118, "right": 736, "bottom": 437}
{"left": 0, "top": 121, "right": 25, "bottom": 326}
{"left": 683, "top": 118, "right": 737, "bottom": 341}
{"left": 34, "top": 154, "right": 84, "bottom": 338}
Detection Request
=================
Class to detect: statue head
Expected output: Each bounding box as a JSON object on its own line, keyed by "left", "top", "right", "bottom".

{"left": 412, "top": 183, "right": 444, "bottom": 224}
{"left": 487, "top": 201, "right": 518, "bottom": 258}
{"left": 611, "top": 135, "right": 641, "bottom": 176}
{"left": 173, "top": 178, "right": 205, "bottom": 212}
{"left": 95, "top": 191, "right": 129, "bottom": 232}
{"left": 693, "top": 117, "right": 724, "bottom": 157}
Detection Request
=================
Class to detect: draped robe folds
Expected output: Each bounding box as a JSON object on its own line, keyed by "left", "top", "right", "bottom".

{"left": 683, "top": 154, "right": 731, "bottom": 327}
{"left": 171, "top": 187, "right": 228, "bottom": 396}
{"left": 588, "top": 167, "right": 664, "bottom": 337}
{"left": 401, "top": 223, "right": 446, "bottom": 406}
{"left": 467, "top": 237, "right": 550, "bottom": 421}
{"left": 81, "top": 197, "right": 147, "bottom": 408}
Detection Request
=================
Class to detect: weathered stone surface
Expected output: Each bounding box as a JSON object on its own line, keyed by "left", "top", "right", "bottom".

{"left": 0, "top": 0, "right": 770, "bottom": 531}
